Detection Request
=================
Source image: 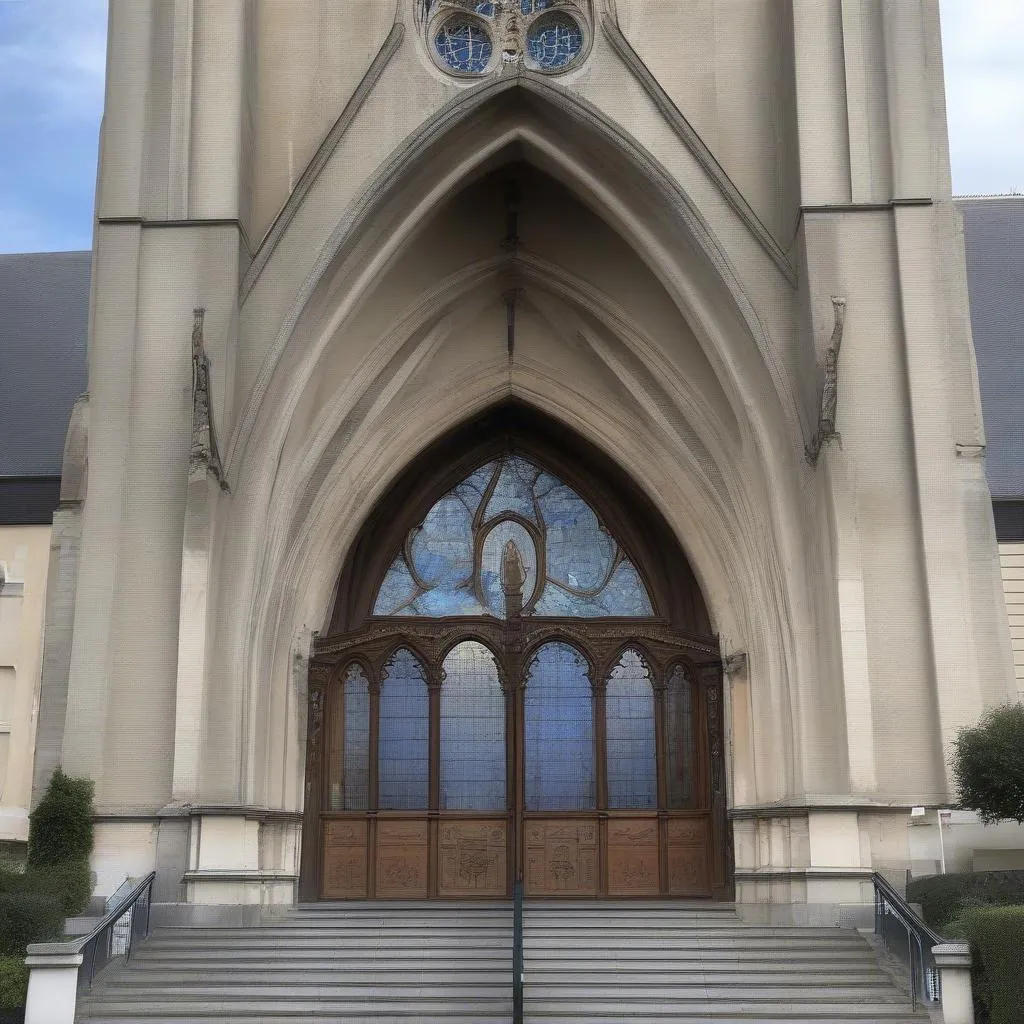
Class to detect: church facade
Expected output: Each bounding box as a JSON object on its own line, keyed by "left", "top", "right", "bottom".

{"left": 36, "top": 0, "right": 1018, "bottom": 915}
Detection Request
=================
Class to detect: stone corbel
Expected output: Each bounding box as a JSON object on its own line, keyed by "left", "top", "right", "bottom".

{"left": 805, "top": 297, "right": 847, "bottom": 465}
{"left": 723, "top": 652, "right": 748, "bottom": 678}
{"left": 189, "top": 308, "right": 229, "bottom": 491}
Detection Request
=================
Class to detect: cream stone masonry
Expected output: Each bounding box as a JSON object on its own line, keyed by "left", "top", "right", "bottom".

{"left": 52, "top": 0, "right": 1018, "bottom": 910}
{"left": 0, "top": 526, "right": 49, "bottom": 845}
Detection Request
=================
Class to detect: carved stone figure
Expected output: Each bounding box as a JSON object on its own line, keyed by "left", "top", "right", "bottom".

{"left": 189, "top": 308, "right": 227, "bottom": 489}
{"left": 806, "top": 297, "right": 847, "bottom": 465}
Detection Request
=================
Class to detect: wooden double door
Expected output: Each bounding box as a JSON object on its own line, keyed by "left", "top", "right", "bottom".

{"left": 301, "top": 618, "right": 729, "bottom": 901}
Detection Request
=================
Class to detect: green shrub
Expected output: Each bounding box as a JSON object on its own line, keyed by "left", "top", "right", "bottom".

{"left": 952, "top": 702, "right": 1024, "bottom": 824}
{"left": 24, "top": 862, "right": 92, "bottom": 918}
{"left": 963, "top": 905, "right": 1024, "bottom": 1024}
{"left": 0, "top": 957, "right": 28, "bottom": 1012}
{"left": 27, "top": 768, "right": 94, "bottom": 868}
{"left": 0, "top": 892, "right": 63, "bottom": 959}
{"left": 907, "top": 871, "right": 1024, "bottom": 930}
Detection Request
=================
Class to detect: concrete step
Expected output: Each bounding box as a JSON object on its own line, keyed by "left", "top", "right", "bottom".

{"left": 76, "top": 900, "right": 928, "bottom": 1024}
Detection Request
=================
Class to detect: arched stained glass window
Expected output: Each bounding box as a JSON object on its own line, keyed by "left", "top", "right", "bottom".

{"left": 372, "top": 454, "right": 654, "bottom": 619}
{"left": 665, "top": 664, "right": 696, "bottom": 809}
{"left": 525, "top": 643, "right": 595, "bottom": 810}
{"left": 378, "top": 649, "right": 429, "bottom": 809}
{"left": 336, "top": 664, "right": 369, "bottom": 811}
{"left": 440, "top": 642, "right": 506, "bottom": 810}
{"left": 606, "top": 650, "right": 657, "bottom": 809}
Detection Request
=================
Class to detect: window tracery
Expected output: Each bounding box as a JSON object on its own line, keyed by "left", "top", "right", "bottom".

{"left": 372, "top": 454, "right": 654, "bottom": 618}
{"left": 424, "top": 0, "right": 589, "bottom": 77}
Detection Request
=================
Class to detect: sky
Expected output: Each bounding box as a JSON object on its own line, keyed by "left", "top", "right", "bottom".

{"left": 0, "top": 0, "right": 1021, "bottom": 254}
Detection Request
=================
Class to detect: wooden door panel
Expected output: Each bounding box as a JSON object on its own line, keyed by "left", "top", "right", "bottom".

{"left": 322, "top": 820, "right": 369, "bottom": 898}
{"left": 375, "top": 819, "right": 430, "bottom": 898}
{"left": 666, "top": 816, "right": 711, "bottom": 895}
{"left": 607, "top": 817, "right": 660, "bottom": 895}
{"left": 524, "top": 818, "right": 599, "bottom": 896}
{"left": 438, "top": 819, "right": 508, "bottom": 897}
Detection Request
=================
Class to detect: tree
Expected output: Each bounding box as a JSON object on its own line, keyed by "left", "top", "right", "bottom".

{"left": 951, "top": 703, "right": 1024, "bottom": 825}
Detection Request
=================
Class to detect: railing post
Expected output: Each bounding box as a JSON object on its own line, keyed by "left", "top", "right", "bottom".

{"left": 23, "top": 947, "right": 83, "bottom": 1024}
{"left": 932, "top": 943, "right": 974, "bottom": 1024}
{"left": 513, "top": 878, "right": 524, "bottom": 1024}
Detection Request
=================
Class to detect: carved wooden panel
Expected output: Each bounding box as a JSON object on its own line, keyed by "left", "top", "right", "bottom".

{"left": 322, "top": 820, "right": 368, "bottom": 898}
{"left": 524, "top": 818, "right": 599, "bottom": 896}
{"left": 607, "top": 818, "right": 660, "bottom": 896}
{"left": 375, "top": 819, "right": 429, "bottom": 898}
{"left": 438, "top": 820, "right": 507, "bottom": 897}
{"left": 666, "top": 815, "right": 711, "bottom": 895}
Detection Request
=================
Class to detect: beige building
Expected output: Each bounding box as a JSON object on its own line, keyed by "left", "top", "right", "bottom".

{"left": 13, "top": 1, "right": 1023, "bottom": 923}
{"left": 0, "top": 252, "right": 90, "bottom": 855}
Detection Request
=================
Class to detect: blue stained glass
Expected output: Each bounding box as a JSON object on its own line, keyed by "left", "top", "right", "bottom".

{"left": 525, "top": 644, "right": 594, "bottom": 810}
{"left": 340, "top": 665, "right": 369, "bottom": 811}
{"left": 372, "top": 455, "right": 654, "bottom": 619}
{"left": 536, "top": 475, "right": 614, "bottom": 591}
{"left": 409, "top": 587, "right": 487, "bottom": 617}
{"left": 454, "top": 462, "right": 498, "bottom": 517}
{"left": 475, "top": 0, "right": 496, "bottom": 14}
{"left": 484, "top": 456, "right": 539, "bottom": 523}
{"left": 441, "top": 642, "right": 506, "bottom": 810}
{"left": 520, "top": 0, "right": 550, "bottom": 12}
{"left": 527, "top": 13, "right": 583, "bottom": 69}
{"left": 435, "top": 18, "right": 493, "bottom": 73}
{"left": 410, "top": 495, "right": 473, "bottom": 587}
{"left": 525, "top": 643, "right": 595, "bottom": 810}
{"left": 606, "top": 651, "right": 657, "bottom": 809}
{"left": 378, "top": 650, "right": 429, "bottom": 809}
{"left": 531, "top": 559, "right": 653, "bottom": 617}
{"left": 480, "top": 519, "right": 538, "bottom": 616}
{"left": 373, "top": 556, "right": 418, "bottom": 615}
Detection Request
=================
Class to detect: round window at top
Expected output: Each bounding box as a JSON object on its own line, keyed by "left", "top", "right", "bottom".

{"left": 526, "top": 12, "right": 584, "bottom": 71}
{"left": 435, "top": 17, "right": 494, "bottom": 74}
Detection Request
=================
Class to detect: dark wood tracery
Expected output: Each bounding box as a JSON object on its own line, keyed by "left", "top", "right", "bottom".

{"left": 301, "top": 404, "right": 730, "bottom": 901}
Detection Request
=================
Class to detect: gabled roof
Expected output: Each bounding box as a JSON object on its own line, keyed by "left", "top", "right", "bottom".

{"left": 0, "top": 250, "right": 90, "bottom": 478}
{"left": 957, "top": 196, "right": 1024, "bottom": 501}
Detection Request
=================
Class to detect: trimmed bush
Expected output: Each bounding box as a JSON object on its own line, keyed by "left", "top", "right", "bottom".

{"left": 963, "top": 905, "right": 1024, "bottom": 1024}
{"left": 907, "top": 871, "right": 1024, "bottom": 930}
{"left": 0, "top": 957, "right": 28, "bottom": 1012}
{"left": 0, "top": 892, "right": 63, "bottom": 959}
{"left": 952, "top": 702, "right": 1024, "bottom": 825}
{"left": 27, "top": 768, "right": 93, "bottom": 868}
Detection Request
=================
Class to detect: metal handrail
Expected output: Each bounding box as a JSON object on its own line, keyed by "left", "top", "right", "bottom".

{"left": 76, "top": 871, "right": 156, "bottom": 992}
{"left": 871, "top": 871, "right": 942, "bottom": 1009}
{"left": 513, "top": 878, "right": 524, "bottom": 1024}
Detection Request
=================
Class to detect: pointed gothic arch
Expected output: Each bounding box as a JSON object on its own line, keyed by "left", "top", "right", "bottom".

{"left": 302, "top": 403, "right": 729, "bottom": 900}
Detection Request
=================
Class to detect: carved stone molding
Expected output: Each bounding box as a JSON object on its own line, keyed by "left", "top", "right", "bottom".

{"left": 805, "top": 297, "right": 847, "bottom": 465}
{"left": 189, "top": 308, "right": 228, "bottom": 490}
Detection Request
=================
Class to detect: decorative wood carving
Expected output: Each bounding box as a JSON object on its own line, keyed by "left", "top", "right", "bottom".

{"left": 438, "top": 820, "right": 508, "bottom": 897}
{"left": 375, "top": 820, "right": 430, "bottom": 898}
{"left": 524, "top": 819, "right": 599, "bottom": 896}
{"left": 322, "top": 820, "right": 368, "bottom": 898}
{"left": 666, "top": 816, "right": 711, "bottom": 895}
{"left": 607, "top": 818, "right": 660, "bottom": 895}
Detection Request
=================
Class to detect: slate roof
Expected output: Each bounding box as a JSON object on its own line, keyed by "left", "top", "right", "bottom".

{"left": 957, "top": 196, "right": 1024, "bottom": 501}
{"left": 0, "top": 202, "right": 1020, "bottom": 501}
{"left": 0, "top": 251, "right": 90, "bottom": 478}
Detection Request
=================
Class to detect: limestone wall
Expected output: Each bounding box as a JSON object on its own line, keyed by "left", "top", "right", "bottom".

{"left": 53, "top": 0, "right": 1019, "bottom": 902}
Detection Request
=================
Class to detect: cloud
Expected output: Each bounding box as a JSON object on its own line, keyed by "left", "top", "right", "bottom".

{"left": 0, "top": 1, "right": 1020, "bottom": 252}
{"left": 940, "top": 0, "right": 1024, "bottom": 195}
{"left": 0, "top": 0, "right": 107, "bottom": 253}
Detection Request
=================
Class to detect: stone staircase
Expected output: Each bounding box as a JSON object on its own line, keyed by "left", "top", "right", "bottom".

{"left": 76, "top": 900, "right": 931, "bottom": 1023}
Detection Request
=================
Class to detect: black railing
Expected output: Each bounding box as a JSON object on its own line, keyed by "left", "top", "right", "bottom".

{"left": 872, "top": 871, "right": 942, "bottom": 1009}
{"left": 513, "top": 878, "right": 524, "bottom": 1024}
{"left": 78, "top": 871, "right": 156, "bottom": 992}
